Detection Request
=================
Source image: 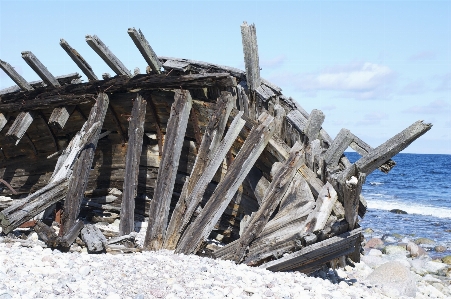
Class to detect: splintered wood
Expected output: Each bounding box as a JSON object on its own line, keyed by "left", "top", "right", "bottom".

{"left": 0, "top": 22, "right": 432, "bottom": 273}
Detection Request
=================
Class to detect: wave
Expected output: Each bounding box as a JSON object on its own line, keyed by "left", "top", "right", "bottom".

{"left": 367, "top": 199, "right": 451, "bottom": 219}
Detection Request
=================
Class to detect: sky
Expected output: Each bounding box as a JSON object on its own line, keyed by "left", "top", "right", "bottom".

{"left": 0, "top": 0, "right": 450, "bottom": 154}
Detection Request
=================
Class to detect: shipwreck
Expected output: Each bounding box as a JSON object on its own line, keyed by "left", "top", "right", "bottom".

{"left": 0, "top": 22, "right": 431, "bottom": 273}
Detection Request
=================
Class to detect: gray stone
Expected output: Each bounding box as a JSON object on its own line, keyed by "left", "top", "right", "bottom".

{"left": 406, "top": 242, "right": 428, "bottom": 257}
{"left": 383, "top": 245, "right": 408, "bottom": 256}
{"left": 434, "top": 245, "right": 447, "bottom": 253}
{"left": 366, "top": 261, "right": 417, "bottom": 297}
{"left": 423, "top": 261, "right": 448, "bottom": 275}
{"left": 414, "top": 238, "right": 435, "bottom": 245}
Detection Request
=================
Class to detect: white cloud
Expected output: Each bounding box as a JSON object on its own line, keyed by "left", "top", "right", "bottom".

{"left": 404, "top": 100, "right": 450, "bottom": 114}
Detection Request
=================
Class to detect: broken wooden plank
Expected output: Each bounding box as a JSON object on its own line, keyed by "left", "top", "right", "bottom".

{"left": 144, "top": 90, "right": 193, "bottom": 250}
{"left": 85, "top": 35, "right": 132, "bottom": 77}
{"left": 60, "top": 38, "right": 98, "bottom": 81}
{"left": 59, "top": 221, "right": 84, "bottom": 247}
{"left": 48, "top": 106, "right": 75, "bottom": 130}
{"left": 245, "top": 167, "right": 270, "bottom": 206}
{"left": 241, "top": 22, "right": 261, "bottom": 90}
{"left": 237, "top": 84, "right": 250, "bottom": 118}
{"left": 324, "top": 128, "right": 353, "bottom": 167}
{"left": 339, "top": 165, "right": 366, "bottom": 229}
{"left": 225, "top": 141, "right": 305, "bottom": 263}
{"left": 0, "top": 113, "right": 8, "bottom": 132}
{"left": 175, "top": 112, "right": 275, "bottom": 255}
{"left": 163, "top": 60, "right": 190, "bottom": 72}
{"left": 6, "top": 111, "right": 35, "bottom": 144}
{"left": 21, "top": 51, "right": 61, "bottom": 87}
{"left": 305, "top": 109, "right": 325, "bottom": 142}
{"left": 61, "top": 93, "right": 109, "bottom": 237}
{"left": 261, "top": 228, "right": 362, "bottom": 273}
{"left": 256, "top": 84, "right": 275, "bottom": 102}
{"left": 80, "top": 224, "right": 108, "bottom": 253}
{"left": 302, "top": 182, "right": 338, "bottom": 234}
{"left": 355, "top": 120, "right": 432, "bottom": 174}
{"left": 164, "top": 92, "right": 236, "bottom": 249}
{"left": 0, "top": 59, "right": 34, "bottom": 90}
{"left": 119, "top": 95, "right": 146, "bottom": 236}
{"left": 350, "top": 133, "right": 396, "bottom": 173}
{"left": 34, "top": 221, "right": 59, "bottom": 248}
{"left": 127, "top": 28, "right": 163, "bottom": 74}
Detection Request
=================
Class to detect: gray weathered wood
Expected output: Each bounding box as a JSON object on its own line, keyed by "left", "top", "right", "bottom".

{"left": 60, "top": 39, "right": 98, "bottom": 81}
{"left": 61, "top": 93, "right": 109, "bottom": 237}
{"left": 0, "top": 113, "right": 8, "bottom": 132}
{"left": 350, "top": 134, "right": 396, "bottom": 173}
{"left": 241, "top": 22, "right": 261, "bottom": 90}
{"left": 164, "top": 92, "right": 237, "bottom": 250}
{"left": 80, "top": 224, "right": 108, "bottom": 253}
{"left": 225, "top": 142, "right": 305, "bottom": 263}
{"left": 85, "top": 35, "right": 132, "bottom": 77}
{"left": 59, "top": 221, "right": 84, "bottom": 247}
{"left": 274, "top": 104, "right": 285, "bottom": 136}
{"left": 163, "top": 60, "right": 190, "bottom": 72}
{"left": 144, "top": 90, "right": 193, "bottom": 250}
{"left": 256, "top": 84, "right": 275, "bottom": 102}
{"left": 128, "top": 28, "right": 163, "bottom": 74}
{"left": 34, "top": 221, "right": 59, "bottom": 247}
{"left": 6, "top": 111, "right": 35, "bottom": 144}
{"left": 119, "top": 95, "right": 146, "bottom": 236}
{"left": 324, "top": 128, "right": 353, "bottom": 167}
{"left": 261, "top": 228, "right": 362, "bottom": 273}
{"left": 339, "top": 165, "right": 366, "bottom": 229}
{"left": 176, "top": 112, "right": 275, "bottom": 254}
{"left": 305, "top": 109, "right": 325, "bottom": 142}
{"left": 0, "top": 59, "right": 34, "bottom": 90}
{"left": 355, "top": 120, "right": 432, "bottom": 174}
{"left": 237, "top": 84, "right": 250, "bottom": 118}
{"left": 245, "top": 167, "right": 270, "bottom": 206}
{"left": 21, "top": 51, "right": 61, "bottom": 87}
{"left": 48, "top": 106, "right": 75, "bottom": 130}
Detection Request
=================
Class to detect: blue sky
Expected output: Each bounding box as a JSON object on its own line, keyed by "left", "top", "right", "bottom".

{"left": 0, "top": 0, "right": 450, "bottom": 154}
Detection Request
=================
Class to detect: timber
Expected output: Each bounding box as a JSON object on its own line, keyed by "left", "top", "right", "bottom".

{"left": 0, "top": 22, "right": 432, "bottom": 274}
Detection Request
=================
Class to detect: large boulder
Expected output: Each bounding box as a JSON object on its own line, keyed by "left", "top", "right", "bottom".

{"left": 406, "top": 242, "right": 428, "bottom": 257}
{"left": 366, "top": 261, "right": 417, "bottom": 298}
{"left": 364, "top": 238, "right": 384, "bottom": 249}
{"left": 383, "top": 245, "right": 409, "bottom": 256}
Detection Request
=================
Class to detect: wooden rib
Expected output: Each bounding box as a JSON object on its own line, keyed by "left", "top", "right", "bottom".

{"left": 175, "top": 112, "right": 275, "bottom": 255}
{"left": 164, "top": 91, "right": 236, "bottom": 249}
{"left": 21, "top": 51, "right": 61, "bottom": 87}
{"left": 127, "top": 28, "right": 162, "bottom": 74}
{"left": 147, "top": 96, "right": 163, "bottom": 155}
{"left": 245, "top": 167, "right": 270, "bottom": 206}
{"left": 305, "top": 109, "right": 325, "bottom": 142}
{"left": 241, "top": 22, "right": 261, "bottom": 90}
{"left": 48, "top": 106, "right": 75, "bottom": 130}
{"left": 143, "top": 89, "right": 193, "bottom": 250}
{"left": 350, "top": 134, "right": 396, "bottom": 173}
{"left": 38, "top": 111, "right": 59, "bottom": 152}
{"left": 85, "top": 35, "right": 132, "bottom": 77}
{"left": 165, "top": 111, "right": 245, "bottom": 250}
{"left": 24, "top": 132, "right": 38, "bottom": 156}
{"left": 0, "top": 59, "right": 34, "bottom": 90}
{"left": 61, "top": 93, "right": 109, "bottom": 237}
{"left": 119, "top": 95, "right": 146, "bottom": 236}
{"left": 324, "top": 128, "right": 353, "bottom": 167}
{"left": 60, "top": 39, "right": 98, "bottom": 81}
{"left": 355, "top": 120, "right": 432, "bottom": 174}
{"left": 339, "top": 165, "right": 366, "bottom": 229}
{"left": 226, "top": 141, "right": 305, "bottom": 263}
{"left": 189, "top": 107, "right": 202, "bottom": 148}
{"left": 109, "top": 104, "right": 127, "bottom": 145}
{"left": 0, "top": 113, "right": 9, "bottom": 132}
{"left": 6, "top": 112, "right": 35, "bottom": 144}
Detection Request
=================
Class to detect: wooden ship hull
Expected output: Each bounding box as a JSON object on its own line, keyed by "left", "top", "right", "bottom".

{"left": 0, "top": 23, "right": 431, "bottom": 273}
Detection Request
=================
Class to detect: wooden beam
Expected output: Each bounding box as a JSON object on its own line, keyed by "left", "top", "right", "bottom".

{"left": 119, "top": 95, "right": 146, "bottom": 236}
{"left": 350, "top": 134, "right": 396, "bottom": 173}
{"left": 175, "top": 112, "right": 275, "bottom": 255}
{"left": 48, "top": 106, "right": 75, "bottom": 130}
{"left": 61, "top": 93, "right": 109, "bottom": 237}
{"left": 324, "top": 128, "right": 353, "bottom": 167}
{"left": 164, "top": 92, "right": 236, "bottom": 249}
{"left": 339, "top": 165, "right": 366, "bottom": 229}
{"left": 0, "top": 59, "right": 34, "bottom": 90}
{"left": 86, "top": 35, "right": 132, "bottom": 77}
{"left": 226, "top": 141, "right": 305, "bottom": 263}
{"left": 143, "top": 89, "right": 193, "bottom": 250}
{"left": 6, "top": 111, "right": 35, "bottom": 144}
{"left": 127, "top": 28, "right": 163, "bottom": 74}
{"left": 60, "top": 39, "right": 98, "bottom": 81}
{"left": 241, "top": 22, "right": 261, "bottom": 90}
{"left": 355, "top": 120, "right": 432, "bottom": 174}
{"left": 0, "top": 113, "right": 8, "bottom": 132}
{"left": 21, "top": 51, "right": 61, "bottom": 88}
{"left": 0, "top": 73, "right": 237, "bottom": 112}
{"left": 306, "top": 182, "right": 338, "bottom": 233}
{"left": 245, "top": 167, "right": 270, "bottom": 206}
{"left": 305, "top": 109, "right": 325, "bottom": 142}
{"left": 261, "top": 229, "right": 362, "bottom": 273}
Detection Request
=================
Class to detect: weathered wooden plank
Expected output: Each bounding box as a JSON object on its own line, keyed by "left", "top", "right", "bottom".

{"left": 144, "top": 90, "right": 193, "bottom": 250}
{"left": 164, "top": 92, "right": 236, "bottom": 249}
{"left": 6, "top": 111, "right": 35, "bottom": 144}
{"left": 85, "top": 35, "right": 132, "bottom": 77}
{"left": 59, "top": 221, "right": 84, "bottom": 247}
{"left": 274, "top": 104, "right": 285, "bottom": 136}
{"left": 324, "top": 128, "right": 353, "bottom": 167}
{"left": 163, "top": 60, "right": 190, "bottom": 72}
{"left": 255, "top": 84, "right": 275, "bottom": 102}
{"left": 119, "top": 95, "right": 146, "bottom": 236}
{"left": 339, "top": 165, "right": 366, "bottom": 229}
{"left": 350, "top": 134, "right": 396, "bottom": 173}
{"left": 305, "top": 109, "right": 325, "bottom": 142}
{"left": 175, "top": 112, "right": 275, "bottom": 255}
{"left": 225, "top": 142, "right": 305, "bottom": 263}
{"left": 0, "top": 73, "right": 237, "bottom": 112}
{"left": 21, "top": 51, "right": 61, "bottom": 88}
{"left": 48, "top": 106, "right": 75, "bottom": 130}
{"left": 237, "top": 84, "right": 250, "bottom": 118}
{"left": 0, "top": 59, "right": 34, "bottom": 90}
{"left": 80, "top": 224, "right": 108, "bottom": 253}
{"left": 355, "top": 120, "right": 432, "bottom": 174}
{"left": 0, "top": 113, "right": 8, "bottom": 132}
{"left": 261, "top": 228, "right": 362, "bottom": 273}
{"left": 61, "top": 93, "right": 109, "bottom": 237}
{"left": 60, "top": 39, "right": 98, "bottom": 81}
{"left": 127, "top": 28, "right": 163, "bottom": 74}
{"left": 34, "top": 221, "right": 59, "bottom": 247}
{"left": 245, "top": 167, "right": 270, "bottom": 206}
{"left": 241, "top": 22, "right": 261, "bottom": 90}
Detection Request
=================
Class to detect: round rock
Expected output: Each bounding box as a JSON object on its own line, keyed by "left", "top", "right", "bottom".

{"left": 366, "top": 261, "right": 417, "bottom": 297}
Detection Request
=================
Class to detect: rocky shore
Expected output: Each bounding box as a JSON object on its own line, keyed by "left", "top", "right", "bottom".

{"left": 1, "top": 221, "right": 451, "bottom": 299}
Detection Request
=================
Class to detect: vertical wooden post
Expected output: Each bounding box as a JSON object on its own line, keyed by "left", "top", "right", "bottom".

{"left": 143, "top": 89, "right": 192, "bottom": 250}
{"left": 119, "top": 95, "right": 146, "bottom": 236}
{"left": 241, "top": 22, "right": 261, "bottom": 91}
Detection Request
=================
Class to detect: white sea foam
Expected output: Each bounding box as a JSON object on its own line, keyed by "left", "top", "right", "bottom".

{"left": 367, "top": 199, "right": 451, "bottom": 219}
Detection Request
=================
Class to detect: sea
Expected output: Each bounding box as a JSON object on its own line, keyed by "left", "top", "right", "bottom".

{"left": 345, "top": 152, "right": 451, "bottom": 256}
